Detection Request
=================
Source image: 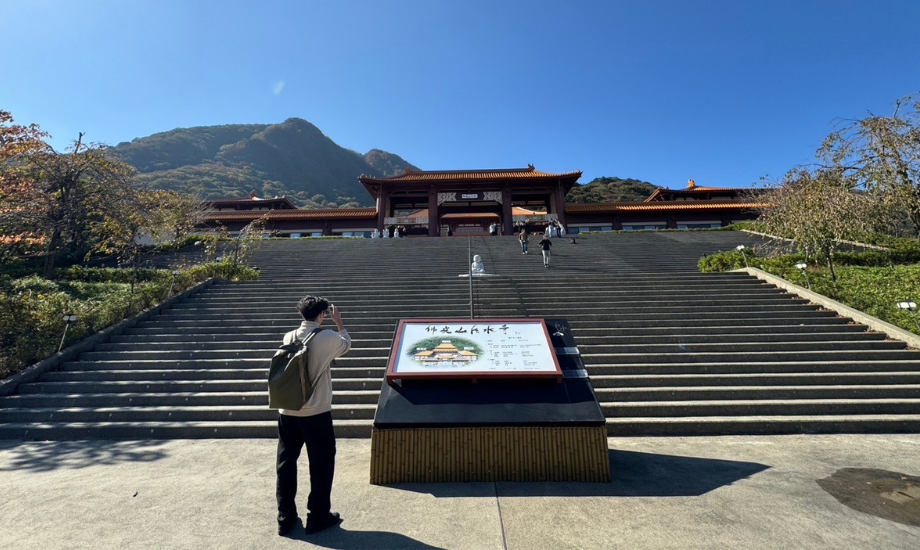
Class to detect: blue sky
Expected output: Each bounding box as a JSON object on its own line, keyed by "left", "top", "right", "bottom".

{"left": 2, "top": 0, "right": 919, "bottom": 188}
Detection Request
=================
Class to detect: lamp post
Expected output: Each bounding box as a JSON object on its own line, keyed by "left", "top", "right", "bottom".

{"left": 795, "top": 263, "right": 811, "bottom": 291}
{"left": 896, "top": 301, "right": 919, "bottom": 332}
{"left": 468, "top": 236, "right": 474, "bottom": 319}
{"left": 59, "top": 314, "right": 78, "bottom": 353}
{"left": 736, "top": 245, "right": 749, "bottom": 269}
{"left": 168, "top": 270, "right": 180, "bottom": 297}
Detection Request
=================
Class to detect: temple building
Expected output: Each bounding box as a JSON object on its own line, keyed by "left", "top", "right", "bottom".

{"left": 203, "top": 168, "right": 765, "bottom": 237}
{"left": 413, "top": 341, "right": 478, "bottom": 365}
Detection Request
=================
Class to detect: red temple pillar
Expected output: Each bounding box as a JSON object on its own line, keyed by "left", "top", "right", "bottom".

{"left": 428, "top": 186, "right": 439, "bottom": 236}
{"left": 502, "top": 185, "right": 513, "bottom": 236}
{"left": 376, "top": 188, "right": 386, "bottom": 231}
{"left": 554, "top": 181, "right": 568, "bottom": 228}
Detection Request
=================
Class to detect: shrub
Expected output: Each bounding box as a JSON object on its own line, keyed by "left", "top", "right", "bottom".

{"left": 0, "top": 261, "right": 259, "bottom": 379}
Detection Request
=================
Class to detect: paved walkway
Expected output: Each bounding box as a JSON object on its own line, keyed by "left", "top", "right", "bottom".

{"left": 1, "top": 435, "right": 918, "bottom": 549}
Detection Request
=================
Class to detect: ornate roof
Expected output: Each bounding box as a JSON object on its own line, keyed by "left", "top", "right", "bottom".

{"left": 645, "top": 183, "right": 747, "bottom": 202}
{"left": 565, "top": 201, "right": 768, "bottom": 214}
{"left": 359, "top": 165, "right": 582, "bottom": 184}
{"left": 205, "top": 208, "right": 376, "bottom": 222}
{"left": 206, "top": 193, "right": 297, "bottom": 210}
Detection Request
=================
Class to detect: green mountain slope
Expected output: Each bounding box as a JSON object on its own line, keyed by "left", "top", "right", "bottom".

{"left": 566, "top": 176, "right": 658, "bottom": 203}
{"left": 113, "top": 118, "right": 418, "bottom": 207}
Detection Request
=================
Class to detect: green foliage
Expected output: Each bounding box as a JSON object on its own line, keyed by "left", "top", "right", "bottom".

{"left": 718, "top": 221, "right": 765, "bottom": 232}
{"left": 112, "top": 119, "right": 419, "bottom": 208}
{"left": 0, "top": 262, "right": 259, "bottom": 379}
{"left": 153, "top": 233, "right": 205, "bottom": 253}
{"left": 565, "top": 177, "right": 658, "bottom": 203}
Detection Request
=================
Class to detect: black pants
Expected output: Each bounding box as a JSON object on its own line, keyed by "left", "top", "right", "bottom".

{"left": 276, "top": 412, "right": 336, "bottom": 524}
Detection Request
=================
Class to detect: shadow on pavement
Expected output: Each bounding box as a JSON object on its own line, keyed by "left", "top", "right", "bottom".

{"left": 287, "top": 526, "right": 445, "bottom": 549}
{"left": 389, "top": 449, "right": 770, "bottom": 498}
{"left": 0, "top": 440, "right": 170, "bottom": 472}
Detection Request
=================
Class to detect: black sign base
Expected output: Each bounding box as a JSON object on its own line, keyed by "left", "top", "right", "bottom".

{"left": 370, "top": 319, "right": 610, "bottom": 484}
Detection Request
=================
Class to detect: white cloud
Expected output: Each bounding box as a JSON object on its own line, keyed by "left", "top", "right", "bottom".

{"left": 272, "top": 81, "right": 285, "bottom": 95}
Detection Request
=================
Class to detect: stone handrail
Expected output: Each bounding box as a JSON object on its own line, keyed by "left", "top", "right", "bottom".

{"left": 736, "top": 267, "right": 920, "bottom": 349}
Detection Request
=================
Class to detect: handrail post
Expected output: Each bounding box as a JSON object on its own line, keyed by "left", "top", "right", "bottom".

{"left": 468, "top": 236, "right": 473, "bottom": 319}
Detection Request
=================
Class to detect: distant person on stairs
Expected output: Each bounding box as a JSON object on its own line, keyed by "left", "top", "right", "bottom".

{"left": 276, "top": 296, "right": 351, "bottom": 536}
{"left": 540, "top": 233, "right": 552, "bottom": 268}
{"left": 518, "top": 229, "right": 529, "bottom": 254}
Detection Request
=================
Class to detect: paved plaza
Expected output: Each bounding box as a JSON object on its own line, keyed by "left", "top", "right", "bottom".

{"left": 1, "top": 434, "right": 918, "bottom": 549}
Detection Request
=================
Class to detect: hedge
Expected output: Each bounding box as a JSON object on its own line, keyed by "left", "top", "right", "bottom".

{"left": 0, "top": 261, "right": 258, "bottom": 379}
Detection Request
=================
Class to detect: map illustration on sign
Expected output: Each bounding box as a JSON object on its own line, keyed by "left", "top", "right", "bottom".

{"left": 408, "top": 337, "right": 483, "bottom": 367}
{"left": 387, "top": 319, "right": 562, "bottom": 382}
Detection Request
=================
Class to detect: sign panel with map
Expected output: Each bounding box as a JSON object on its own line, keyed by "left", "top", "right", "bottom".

{"left": 386, "top": 318, "right": 562, "bottom": 383}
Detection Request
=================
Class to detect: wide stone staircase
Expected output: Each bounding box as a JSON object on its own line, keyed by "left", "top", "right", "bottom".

{"left": 2, "top": 232, "right": 920, "bottom": 439}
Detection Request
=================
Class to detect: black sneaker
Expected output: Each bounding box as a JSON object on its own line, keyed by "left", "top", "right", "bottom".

{"left": 304, "top": 512, "right": 342, "bottom": 534}
{"left": 278, "top": 517, "right": 300, "bottom": 536}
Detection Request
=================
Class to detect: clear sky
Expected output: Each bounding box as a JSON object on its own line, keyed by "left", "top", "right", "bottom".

{"left": 2, "top": 0, "right": 919, "bottom": 188}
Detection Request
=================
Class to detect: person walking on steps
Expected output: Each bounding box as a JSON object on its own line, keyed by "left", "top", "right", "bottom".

{"left": 518, "top": 228, "right": 529, "bottom": 254}
{"left": 540, "top": 233, "right": 552, "bottom": 268}
{"left": 276, "top": 296, "right": 351, "bottom": 536}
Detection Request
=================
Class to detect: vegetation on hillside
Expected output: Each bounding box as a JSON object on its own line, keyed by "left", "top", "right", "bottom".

{"left": 0, "top": 262, "right": 258, "bottom": 379}
{"left": 701, "top": 92, "right": 920, "bottom": 335}
{"left": 698, "top": 241, "right": 920, "bottom": 335}
{"left": 565, "top": 176, "right": 658, "bottom": 203}
{"left": 112, "top": 118, "right": 419, "bottom": 208}
{"left": 0, "top": 109, "right": 268, "bottom": 379}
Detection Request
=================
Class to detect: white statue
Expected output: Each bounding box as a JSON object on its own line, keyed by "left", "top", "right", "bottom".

{"left": 471, "top": 254, "right": 485, "bottom": 275}
{"left": 371, "top": 229, "right": 379, "bottom": 239}
{"left": 382, "top": 228, "right": 389, "bottom": 239}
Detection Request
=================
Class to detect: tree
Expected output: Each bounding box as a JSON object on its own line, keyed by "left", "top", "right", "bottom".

{"left": 17, "top": 133, "right": 135, "bottom": 276}
{"left": 819, "top": 93, "right": 920, "bottom": 241}
{"left": 758, "top": 167, "right": 895, "bottom": 281}
{"left": 156, "top": 188, "right": 209, "bottom": 241}
{"left": 227, "top": 215, "right": 268, "bottom": 266}
{"left": 0, "top": 111, "right": 49, "bottom": 259}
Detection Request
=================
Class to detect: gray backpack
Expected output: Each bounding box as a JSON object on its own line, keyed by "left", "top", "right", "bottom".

{"left": 268, "top": 328, "right": 323, "bottom": 410}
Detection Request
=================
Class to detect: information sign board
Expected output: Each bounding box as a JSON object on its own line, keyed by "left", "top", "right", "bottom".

{"left": 386, "top": 318, "right": 562, "bottom": 383}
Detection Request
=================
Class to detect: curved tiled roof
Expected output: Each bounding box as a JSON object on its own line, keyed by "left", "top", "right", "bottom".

{"left": 205, "top": 208, "right": 377, "bottom": 222}
{"left": 565, "top": 201, "right": 768, "bottom": 213}
{"left": 359, "top": 166, "right": 582, "bottom": 184}
{"left": 686, "top": 186, "right": 741, "bottom": 192}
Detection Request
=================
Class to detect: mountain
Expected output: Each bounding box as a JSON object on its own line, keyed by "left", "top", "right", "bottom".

{"left": 565, "top": 176, "right": 658, "bottom": 203}
{"left": 112, "top": 118, "right": 418, "bottom": 208}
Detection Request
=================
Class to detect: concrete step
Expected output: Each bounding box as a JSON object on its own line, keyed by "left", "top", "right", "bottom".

{"left": 605, "top": 415, "right": 920, "bottom": 436}
{"left": 580, "top": 341, "right": 905, "bottom": 354}
{"left": 0, "top": 404, "right": 377, "bottom": 423}
{"left": 0, "top": 391, "right": 377, "bottom": 407}
{"left": 171, "top": 295, "right": 801, "bottom": 311}
{"left": 6, "top": 234, "right": 919, "bottom": 441}
{"left": 43, "top": 370, "right": 383, "bottom": 389}
{"left": 601, "top": 399, "right": 920, "bottom": 417}
{"left": 99, "top": 339, "right": 392, "bottom": 351}
{"left": 595, "top": 385, "right": 920, "bottom": 401}
{"left": 0, "top": 420, "right": 373, "bottom": 439}
{"left": 85, "top": 346, "right": 391, "bottom": 358}
{"left": 591, "top": 372, "right": 920, "bottom": 387}
{"left": 572, "top": 332, "right": 886, "bottom": 345}
{"left": 16, "top": 381, "right": 380, "bottom": 400}
{"left": 582, "top": 349, "right": 920, "bottom": 364}
{"left": 157, "top": 303, "right": 819, "bottom": 320}
{"left": 570, "top": 324, "right": 870, "bottom": 335}
{"left": 584, "top": 360, "right": 920, "bottom": 375}
{"left": 60, "top": 362, "right": 385, "bottom": 378}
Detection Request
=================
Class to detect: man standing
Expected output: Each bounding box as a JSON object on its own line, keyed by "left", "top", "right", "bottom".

{"left": 540, "top": 233, "right": 552, "bottom": 268}
{"left": 276, "top": 296, "right": 351, "bottom": 536}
